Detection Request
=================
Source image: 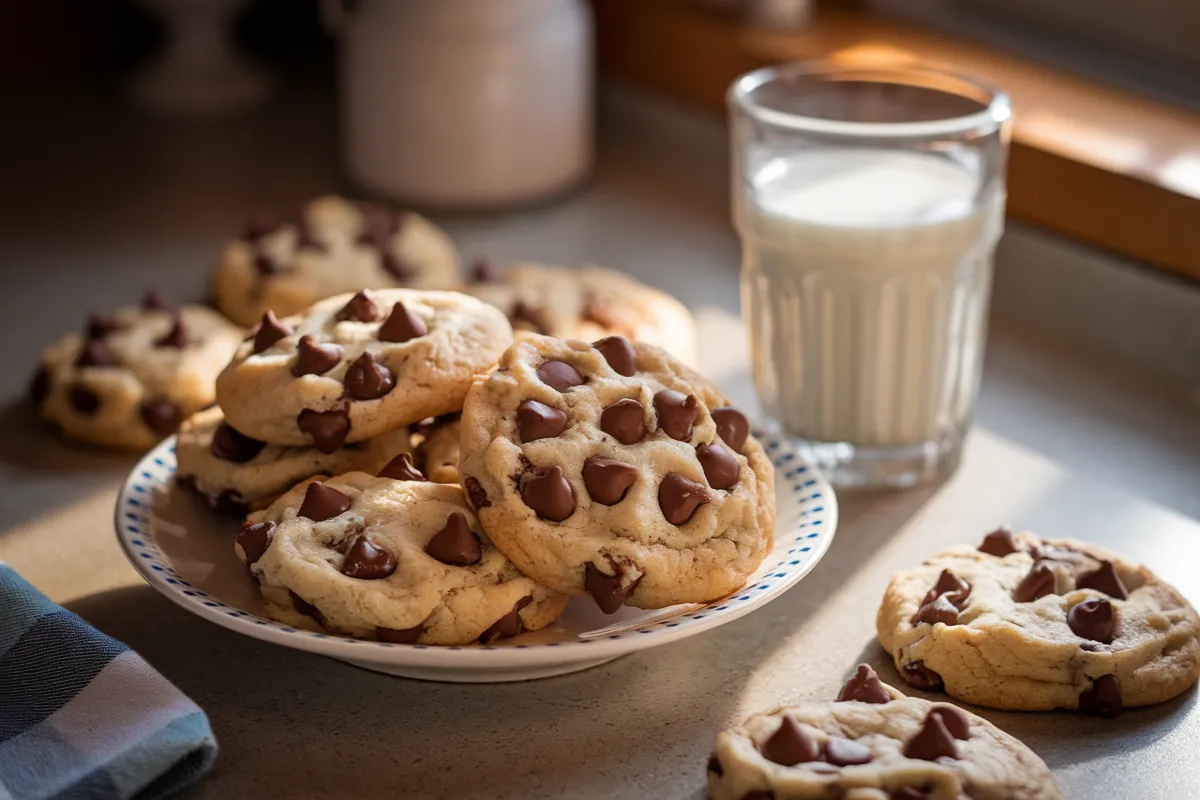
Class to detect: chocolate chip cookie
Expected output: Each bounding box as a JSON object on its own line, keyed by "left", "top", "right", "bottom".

{"left": 458, "top": 334, "right": 775, "bottom": 612}
{"left": 212, "top": 195, "right": 462, "bottom": 328}
{"left": 215, "top": 288, "right": 512, "bottom": 452}
{"left": 877, "top": 529, "right": 1200, "bottom": 715}
{"left": 465, "top": 262, "right": 698, "bottom": 366}
{"left": 237, "top": 471, "right": 569, "bottom": 645}
{"left": 175, "top": 406, "right": 415, "bottom": 515}
{"left": 411, "top": 413, "right": 462, "bottom": 484}
{"left": 32, "top": 294, "right": 242, "bottom": 451}
{"left": 707, "top": 664, "right": 1061, "bottom": 800}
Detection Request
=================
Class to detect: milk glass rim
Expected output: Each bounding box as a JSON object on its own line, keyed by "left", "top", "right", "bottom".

{"left": 728, "top": 61, "right": 1011, "bottom": 139}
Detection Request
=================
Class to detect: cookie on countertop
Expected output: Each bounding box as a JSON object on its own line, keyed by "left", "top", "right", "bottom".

{"left": 465, "top": 262, "right": 698, "bottom": 366}
{"left": 237, "top": 471, "right": 570, "bottom": 645}
{"left": 175, "top": 406, "right": 415, "bottom": 515}
{"left": 877, "top": 529, "right": 1200, "bottom": 715}
{"left": 707, "top": 663, "right": 1061, "bottom": 800}
{"left": 31, "top": 293, "right": 243, "bottom": 451}
{"left": 411, "top": 413, "right": 462, "bottom": 484}
{"left": 458, "top": 333, "right": 775, "bottom": 612}
{"left": 212, "top": 195, "right": 462, "bottom": 328}
{"left": 215, "top": 288, "right": 512, "bottom": 452}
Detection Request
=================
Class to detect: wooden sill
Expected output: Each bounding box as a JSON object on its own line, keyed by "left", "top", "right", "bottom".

{"left": 592, "top": 0, "right": 1200, "bottom": 283}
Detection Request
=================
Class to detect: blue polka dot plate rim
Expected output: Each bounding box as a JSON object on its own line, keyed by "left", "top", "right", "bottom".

{"left": 115, "top": 429, "right": 837, "bottom": 683}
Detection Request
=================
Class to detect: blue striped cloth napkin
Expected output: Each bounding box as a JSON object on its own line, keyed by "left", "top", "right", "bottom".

{"left": 0, "top": 563, "right": 218, "bottom": 800}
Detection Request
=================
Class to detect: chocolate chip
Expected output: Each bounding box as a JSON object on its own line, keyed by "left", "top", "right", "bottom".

{"left": 85, "top": 314, "right": 123, "bottom": 340}
{"left": 901, "top": 661, "right": 943, "bottom": 691}
{"left": 710, "top": 406, "right": 749, "bottom": 453}
{"left": 253, "top": 253, "right": 284, "bottom": 275}
{"left": 289, "top": 590, "right": 319, "bottom": 618}
{"left": 343, "top": 352, "right": 395, "bottom": 400}
{"left": 140, "top": 397, "right": 181, "bottom": 436}
{"left": 927, "top": 569, "right": 971, "bottom": 607}
{"left": 213, "top": 490, "right": 249, "bottom": 517}
{"left": 252, "top": 310, "right": 292, "bottom": 353}
{"left": 659, "top": 473, "right": 708, "bottom": 525}
{"left": 891, "top": 789, "right": 933, "bottom": 800}
{"left": 1078, "top": 674, "right": 1123, "bottom": 717}
{"left": 292, "top": 336, "right": 343, "bottom": 377}
{"left": 342, "top": 535, "right": 398, "bottom": 580}
{"left": 237, "top": 520, "right": 275, "bottom": 565}
{"left": 706, "top": 754, "right": 723, "bottom": 776}
{"left": 510, "top": 301, "right": 548, "bottom": 334}
{"left": 582, "top": 456, "right": 638, "bottom": 506}
{"left": 357, "top": 205, "right": 403, "bottom": 248}
{"left": 378, "top": 453, "right": 426, "bottom": 481}
{"left": 1077, "top": 560, "right": 1129, "bottom": 600}
{"left": 823, "top": 736, "right": 873, "bottom": 766}
{"left": 979, "top": 526, "right": 1022, "bottom": 556}
{"left": 155, "top": 315, "right": 192, "bottom": 348}
{"left": 537, "top": 360, "right": 583, "bottom": 392}
{"left": 760, "top": 716, "right": 818, "bottom": 766}
{"left": 520, "top": 465, "right": 576, "bottom": 521}
{"left": 582, "top": 293, "right": 619, "bottom": 329}
{"left": 211, "top": 423, "right": 267, "bottom": 462}
{"left": 380, "top": 250, "right": 415, "bottom": 281}
{"left": 377, "top": 624, "right": 424, "bottom": 644}
{"left": 336, "top": 290, "right": 383, "bottom": 323}
{"left": 1068, "top": 598, "right": 1116, "bottom": 644}
{"left": 837, "top": 664, "right": 892, "bottom": 704}
{"left": 142, "top": 290, "right": 171, "bottom": 312}
{"left": 517, "top": 399, "right": 568, "bottom": 442}
{"left": 469, "top": 257, "right": 498, "bottom": 283}
{"left": 465, "top": 476, "right": 490, "bottom": 509}
{"left": 425, "top": 512, "right": 482, "bottom": 566}
{"left": 479, "top": 596, "right": 532, "bottom": 644}
{"left": 911, "top": 593, "right": 959, "bottom": 626}
{"left": 584, "top": 562, "right": 638, "bottom": 614}
{"left": 297, "top": 408, "right": 350, "bottom": 453}
{"left": 697, "top": 443, "right": 740, "bottom": 490}
{"left": 1012, "top": 561, "right": 1056, "bottom": 602}
{"left": 593, "top": 335, "right": 636, "bottom": 376}
{"left": 902, "top": 713, "right": 958, "bottom": 761}
{"left": 928, "top": 706, "right": 971, "bottom": 740}
{"left": 30, "top": 366, "right": 50, "bottom": 408}
{"left": 68, "top": 385, "right": 100, "bottom": 414}
{"left": 76, "top": 339, "right": 118, "bottom": 368}
{"left": 741, "top": 793, "right": 775, "bottom": 800}
{"left": 378, "top": 302, "right": 427, "bottom": 343}
{"left": 297, "top": 481, "right": 351, "bottom": 521}
{"left": 654, "top": 390, "right": 698, "bottom": 441}
{"left": 600, "top": 398, "right": 646, "bottom": 444}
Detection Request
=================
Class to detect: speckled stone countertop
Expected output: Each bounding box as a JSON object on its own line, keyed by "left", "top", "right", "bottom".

{"left": 0, "top": 82, "right": 1197, "bottom": 799}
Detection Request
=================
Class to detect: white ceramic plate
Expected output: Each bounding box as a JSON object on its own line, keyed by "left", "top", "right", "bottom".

{"left": 116, "top": 431, "right": 837, "bottom": 682}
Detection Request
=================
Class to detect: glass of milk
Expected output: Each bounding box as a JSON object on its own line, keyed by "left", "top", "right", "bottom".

{"left": 729, "top": 62, "right": 1011, "bottom": 487}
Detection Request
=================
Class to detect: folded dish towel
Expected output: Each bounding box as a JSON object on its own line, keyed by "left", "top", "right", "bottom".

{"left": 0, "top": 563, "right": 218, "bottom": 800}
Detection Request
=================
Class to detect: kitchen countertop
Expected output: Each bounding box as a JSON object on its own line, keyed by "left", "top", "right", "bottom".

{"left": 1, "top": 79, "right": 1198, "bottom": 799}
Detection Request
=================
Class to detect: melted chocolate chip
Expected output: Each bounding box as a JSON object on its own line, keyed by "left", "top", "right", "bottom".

{"left": 297, "top": 481, "right": 351, "bottom": 521}
{"left": 902, "top": 713, "right": 958, "bottom": 761}
{"left": 837, "top": 664, "right": 892, "bottom": 704}
{"left": 252, "top": 310, "right": 292, "bottom": 353}
{"left": 593, "top": 335, "right": 637, "bottom": 376}
{"left": 585, "top": 562, "right": 637, "bottom": 614}
{"left": 479, "top": 596, "right": 532, "bottom": 644}
{"left": 342, "top": 536, "right": 398, "bottom": 580}
{"left": 510, "top": 301, "right": 548, "bottom": 334}
{"left": 289, "top": 590, "right": 319, "bottom": 618}
{"left": 929, "top": 707, "right": 971, "bottom": 741}
{"left": 140, "top": 397, "right": 181, "bottom": 436}
{"left": 760, "top": 716, "right": 818, "bottom": 766}
{"left": 213, "top": 490, "right": 249, "bottom": 517}
{"left": 237, "top": 520, "right": 275, "bottom": 566}
{"left": 68, "top": 385, "right": 100, "bottom": 414}
{"left": 155, "top": 315, "right": 192, "bottom": 348}
{"left": 425, "top": 512, "right": 482, "bottom": 566}
{"left": 211, "top": 423, "right": 266, "bottom": 462}
{"left": 76, "top": 339, "right": 118, "bottom": 368}
{"left": 469, "top": 257, "right": 498, "bottom": 283}
{"left": 336, "top": 290, "right": 382, "bottom": 323}
{"left": 85, "top": 314, "right": 123, "bottom": 340}
{"left": 517, "top": 399, "right": 568, "bottom": 442}
{"left": 582, "top": 456, "right": 638, "bottom": 506}
{"left": 520, "top": 465, "right": 576, "bottom": 521}
{"left": 292, "top": 336, "right": 343, "bottom": 377}
{"left": 1067, "top": 598, "right": 1116, "bottom": 644}
{"left": 979, "top": 526, "right": 1022, "bottom": 556}
{"left": 1077, "top": 560, "right": 1129, "bottom": 600}
{"left": 911, "top": 594, "right": 959, "bottom": 626}
{"left": 654, "top": 389, "right": 698, "bottom": 441}
{"left": 600, "top": 398, "right": 646, "bottom": 445}
{"left": 901, "top": 662, "right": 943, "bottom": 691}
{"left": 823, "top": 736, "right": 873, "bottom": 766}
{"left": 710, "top": 406, "right": 749, "bottom": 454}
{"left": 297, "top": 408, "right": 350, "bottom": 453}
{"left": 343, "top": 352, "right": 395, "bottom": 400}
{"left": 378, "top": 302, "right": 427, "bottom": 343}
{"left": 1078, "top": 674, "right": 1123, "bottom": 717}
{"left": 30, "top": 366, "right": 50, "bottom": 408}
{"left": 377, "top": 624, "right": 424, "bottom": 644}
{"left": 706, "top": 754, "right": 723, "bottom": 776}
{"left": 1012, "top": 561, "right": 1057, "bottom": 602}
{"left": 465, "top": 476, "right": 490, "bottom": 509}
{"left": 929, "top": 569, "right": 971, "bottom": 606}
{"left": 537, "top": 360, "right": 583, "bottom": 392}
{"left": 696, "top": 443, "right": 740, "bottom": 490}
{"left": 659, "top": 473, "right": 708, "bottom": 525}
{"left": 378, "top": 452, "right": 426, "bottom": 481}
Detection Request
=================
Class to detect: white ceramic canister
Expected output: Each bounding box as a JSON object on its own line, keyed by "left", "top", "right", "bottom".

{"left": 324, "top": 0, "right": 594, "bottom": 208}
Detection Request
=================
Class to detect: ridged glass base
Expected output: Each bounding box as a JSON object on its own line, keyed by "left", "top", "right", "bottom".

{"left": 789, "top": 426, "right": 967, "bottom": 488}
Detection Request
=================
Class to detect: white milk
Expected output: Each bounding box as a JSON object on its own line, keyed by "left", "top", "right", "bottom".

{"left": 738, "top": 149, "right": 1004, "bottom": 447}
